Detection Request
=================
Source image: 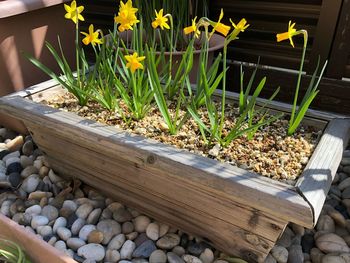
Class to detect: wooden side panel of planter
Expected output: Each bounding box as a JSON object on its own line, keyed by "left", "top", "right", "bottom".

{"left": 0, "top": 214, "right": 76, "bottom": 263}
{"left": 296, "top": 119, "right": 350, "bottom": 223}
{"left": 0, "top": 96, "right": 313, "bottom": 262}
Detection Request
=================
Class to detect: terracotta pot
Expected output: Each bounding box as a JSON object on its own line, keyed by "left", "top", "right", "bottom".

{"left": 0, "top": 0, "right": 75, "bottom": 133}
{"left": 0, "top": 213, "right": 76, "bottom": 263}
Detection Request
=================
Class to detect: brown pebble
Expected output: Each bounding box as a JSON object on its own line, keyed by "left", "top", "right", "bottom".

{"left": 87, "top": 230, "right": 104, "bottom": 244}
{"left": 59, "top": 207, "right": 74, "bottom": 218}
{"left": 28, "top": 191, "right": 52, "bottom": 200}
{"left": 39, "top": 197, "right": 48, "bottom": 207}
{"left": 126, "top": 232, "right": 138, "bottom": 240}
{"left": 39, "top": 166, "right": 50, "bottom": 178}
{"left": 6, "top": 136, "right": 24, "bottom": 152}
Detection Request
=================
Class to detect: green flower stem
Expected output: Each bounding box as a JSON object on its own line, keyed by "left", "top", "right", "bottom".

{"left": 290, "top": 30, "right": 308, "bottom": 128}
{"left": 219, "top": 42, "right": 228, "bottom": 137}
{"left": 75, "top": 10, "right": 80, "bottom": 87}
{"left": 169, "top": 15, "right": 174, "bottom": 77}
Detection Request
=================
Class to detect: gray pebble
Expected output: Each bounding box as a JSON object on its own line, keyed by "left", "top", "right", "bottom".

{"left": 96, "top": 219, "right": 121, "bottom": 245}
{"left": 78, "top": 243, "right": 105, "bottom": 262}
{"left": 25, "top": 205, "right": 41, "bottom": 215}
{"left": 37, "top": 225, "right": 53, "bottom": 237}
{"left": 57, "top": 227, "right": 72, "bottom": 241}
{"left": 31, "top": 215, "right": 49, "bottom": 229}
{"left": 168, "top": 252, "right": 185, "bottom": 263}
{"left": 54, "top": 240, "right": 67, "bottom": 252}
{"left": 76, "top": 203, "right": 94, "bottom": 220}
{"left": 156, "top": 233, "right": 180, "bottom": 250}
{"left": 41, "top": 205, "right": 58, "bottom": 221}
{"left": 86, "top": 208, "right": 101, "bottom": 225}
{"left": 71, "top": 218, "right": 86, "bottom": 236}
{"left": 108, "top": 234, "right": 126, "bottom": 250}
{"left": 150, "top": 249, "right": 167, "bottom": 263}
{"left": 120, "top": 240, "right": 136, "bottom": 260}
{"left": 53, "top": 217, "right": 67, "bottom": 234}
{"left": 21, "top": 174, "right": 40, "bottom": 193}
{"left": 67, "top": 238, "right": 86, "bottom": 251}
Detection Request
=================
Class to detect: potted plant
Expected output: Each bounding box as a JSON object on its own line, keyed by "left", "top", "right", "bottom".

{"left": 0, "top": 1, "right": 349, "bottom": 262}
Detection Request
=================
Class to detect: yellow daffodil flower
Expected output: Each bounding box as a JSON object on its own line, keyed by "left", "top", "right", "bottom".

{"left": 119, "top": 0, "right": 138, "bottom": 19}
{"left": 276, "top": 21, "right": 298, "bottom": 47}
{"left": 230, "top": 18, "right": 250, "bottom": 33}
{"left": 114, "top": 0, "right": 139, "bottom": 32}
{"left": 81, "top": 24, "right": 103, "bottom": 46}
{"left": 64, "top": 0, "right": 84, "bottom": 24}
{"left": 209, "top": 9, "right": 231, "bottom": 38}
{"left": 226, "top": 18, "right": 249, "bottom": 43}
{"left": 184, "top": 17, "right": 200, "bottom": 38}
{"left": 125, "top": 52, "right": 145, "bottom": 73}
{"left": 151, "top": 9, "right": 170, "bottom": 30}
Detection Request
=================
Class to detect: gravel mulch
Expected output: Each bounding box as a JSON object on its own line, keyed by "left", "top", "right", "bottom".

{"left": 44, "top": 93, "right": 321, "bottom": 182}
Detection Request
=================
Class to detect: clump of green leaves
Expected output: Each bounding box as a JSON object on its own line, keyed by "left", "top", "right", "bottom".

{"left": 146, "top": 41, "right": 194, "bottom": 135}
{"left": 0, "top": 239, "right": 31, "bottom": 263}
{"left": 108, "top": 22, "right": 154, "bottom": 121}
{"left": 188, "top": 64, "right": 282, "bottom": 147}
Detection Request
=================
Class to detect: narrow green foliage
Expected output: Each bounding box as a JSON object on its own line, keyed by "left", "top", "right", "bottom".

{"left": 0, "top": 239, "right": 31, "bottom": 263}
{"left": 146, "top": 43, "right": 194, "bottom": 135}
{"left": 189, "top": 65, "right": 283, "bottom": 147}
{"left": 25, "top": 37, "right": 94, "bottom": 106}
{"left": 110, "top": 22, "right": 154, "bottom": 121}
{"left": 239, "top": 58, "right": 260, "bottom": 114}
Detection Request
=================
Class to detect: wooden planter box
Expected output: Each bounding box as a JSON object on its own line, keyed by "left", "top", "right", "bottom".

{"left": 0, "top": 80, "right": 349, "bottom": 262}
{"left": 0, "top": 213, "right": 76, "bottom": 263}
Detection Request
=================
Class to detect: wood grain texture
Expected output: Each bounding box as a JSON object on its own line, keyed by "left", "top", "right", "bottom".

{"left": 296, "top": 118, "right": 350, "bottom": 224}
{"left": 0, "top": 214, "right": 77, "bottom": 263}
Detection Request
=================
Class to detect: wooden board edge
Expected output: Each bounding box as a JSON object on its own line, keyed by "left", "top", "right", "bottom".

{"left": 3, "top": 79, "right": 60, "bottom": 99}
{"left": 296, "top": 118, "right": 350, "bottom": 226}
{"left": 0, "top": 213, "right": 77, "bottom": 263}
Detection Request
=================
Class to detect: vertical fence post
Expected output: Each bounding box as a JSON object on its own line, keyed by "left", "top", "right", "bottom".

{"left": 306, "top": 0, "right": 343, "bottom": 74}
{"left": 326, "top": 0, "right": 350, "bottom": 79}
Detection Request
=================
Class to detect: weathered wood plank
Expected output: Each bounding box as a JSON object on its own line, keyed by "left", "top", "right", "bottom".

{"left": 0, "top": 96, "right": 313, "bottom": 228}
{"left": 296, "top": 118, "right": 350, "bottom": 224}
{"left": 30, "top": 124, "right": 286, "bottom": 241}
{"left": 0, "top": 214, "right": 76, "bottom": 263}
{"left": 43, "top": 153, "right": 279, "bottom": 262}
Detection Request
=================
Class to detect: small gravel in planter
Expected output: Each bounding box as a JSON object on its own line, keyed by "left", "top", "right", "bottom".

{"left": 0, "top": 126, "right": 350, "bottom": 263}
{"left": 45, "top": 93, "right": 321, "bottom": 183}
